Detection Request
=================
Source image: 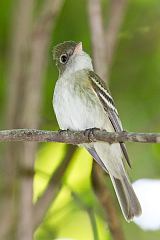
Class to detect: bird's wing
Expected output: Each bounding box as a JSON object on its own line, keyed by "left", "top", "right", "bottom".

{"left": 88, "top": 70, "right": 131, "bottom": 167}
{"left": 87, "top": 147, "right": 108, "bottom": 173}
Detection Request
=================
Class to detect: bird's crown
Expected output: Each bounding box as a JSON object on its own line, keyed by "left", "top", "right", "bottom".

{"left": 53, "top": 41, "right": 78, "bottom": 61}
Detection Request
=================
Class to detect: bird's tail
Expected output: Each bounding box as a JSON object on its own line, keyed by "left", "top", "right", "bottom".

{"left": 110, "top": 173, "right": 142, "bottom": 221}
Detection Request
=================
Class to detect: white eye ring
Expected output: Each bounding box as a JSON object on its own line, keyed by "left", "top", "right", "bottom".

{"left": 60, "top": 53, "right": 68, "bottom": 64}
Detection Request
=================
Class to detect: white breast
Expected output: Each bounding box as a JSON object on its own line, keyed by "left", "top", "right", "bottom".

{"left": 53, "top": 72, "right": 113, "bottom": 131}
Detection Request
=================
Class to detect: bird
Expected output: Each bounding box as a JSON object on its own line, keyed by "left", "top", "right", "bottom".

{"left": 52, "top": 41, "right": 142, "bottom": 221}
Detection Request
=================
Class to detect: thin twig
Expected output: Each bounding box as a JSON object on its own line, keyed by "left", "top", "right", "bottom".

{"left": 71, "top": 191, "right": 99, "bottom": 240}
{"left": 105, "top": 0, "right": 128, "bottom": 70}
{"left": 88, "top": 209, "right": 99, "bottom": 240}
{"left": 0, "top": 128, "right": 160, "bottom": 144}
{"left": 34, "top": 145, "right": 76, "bottom": 228}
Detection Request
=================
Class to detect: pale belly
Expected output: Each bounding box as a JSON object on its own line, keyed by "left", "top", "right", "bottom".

{"left": 53, "top": 77, "right": 113, "bottom": 131}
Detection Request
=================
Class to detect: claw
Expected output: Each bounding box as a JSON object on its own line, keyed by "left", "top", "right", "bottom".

{"left": 84, "top": 127, "right": 100, "bottom": 142}
{"left": 58, "top": 129, "right": 70, "bottom": 135}
{"left": 58, "top": 129, "right": 66, "bottom": 134}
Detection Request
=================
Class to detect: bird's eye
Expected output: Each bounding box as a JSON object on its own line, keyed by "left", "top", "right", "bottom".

{"left": 60, "top": 54, "right": 68, "bottom": 64}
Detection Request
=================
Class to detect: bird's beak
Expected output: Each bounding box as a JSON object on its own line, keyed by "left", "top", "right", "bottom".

{"left": 73, "top": 42, "right": 83, "bottom": 55}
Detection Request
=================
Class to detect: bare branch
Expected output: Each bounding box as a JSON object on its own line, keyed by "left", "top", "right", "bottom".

{"left": 88, "top": 0, "right": 128, "bottom": 82}
{"left": 88, "top": 0, "right": 128, "bottom": 238}
{"left": 3, "top": 1, "right": 34, "bottom": 239}
{"left": 34, "top": 145, "right": 76, "bottom": 228}
{"left": 0, "top": 128, "right": 160, "bottom": 144}
{"left": 4, "top": 0, "right": 65, "bottom": 239}
{"left": 22, "top": 0, "right": 65, "bottom": 128}
{"left": 105, "top": 0, "right": 128, "bottom": 68}
{"left": 88, "top": 0, "right": 107, "bottom": 80}
{"left": 92, "top": 164, "right": 125, "bottom": 240}
{"left": 71, "top": 191, "right": 99, "bottom": 240}
{"left": 6, "top": 0, "right": 34, "bottom": 127}
{"left": 17, "top": 1, "right": 65, "bottom": 237}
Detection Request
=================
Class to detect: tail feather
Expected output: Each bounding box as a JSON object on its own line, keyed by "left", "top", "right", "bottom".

{"left": 110, "top": 174, "right": 142, "bottom": 221}
{"left": 87, "top": 146, "right": 142, "bottom": 221}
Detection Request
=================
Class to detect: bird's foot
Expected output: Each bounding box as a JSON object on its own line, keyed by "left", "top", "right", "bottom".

{"left": 84, "top": 128, "right": 100, "bottom": 142}
{"left": 122, "top": 130, "right": 127, "bottom": 133}
{"left": 58, "top": 129, "right": 71, "bottom": 135}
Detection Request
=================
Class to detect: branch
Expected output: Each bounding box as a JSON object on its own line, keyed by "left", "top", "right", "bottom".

{"left": 88, "top": 0, "right": 128, "bottom": 82}
{"left": 34, "top": 145, "right": 76, "bottom": 228}
{"left": 92, "top": 164, "right": 125, "bottom": 240}
{"left": 16, "top": 0, "right": 65, "bottom": 238}
{"left": 88, "top": 1, "right": 128, "bottom": 238}
{"left": 22, "top": 0, "right": 65, "bottom": 128}
{"left": 3, "top": 1, "right": 34, "bottom": 239}
{"left": 88, "top": 0, "right": 107, "bottom": 80}
{"left": 0, "top": 129, "right": 160, "bottom": 144}
{"left": 71, "top": 191, "right": 99, "bottom": 240}
{"left": 105, "top": 0, "right": 128, "bottom": 70}
{"left": 4, "top": 0, "right": 65, "bottom": 239}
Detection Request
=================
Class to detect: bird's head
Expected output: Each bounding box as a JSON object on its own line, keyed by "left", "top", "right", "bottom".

{"left": 53, "top": 41, "right": 93, "bottom": 76}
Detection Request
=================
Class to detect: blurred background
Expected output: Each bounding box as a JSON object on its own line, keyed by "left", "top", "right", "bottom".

{"left": 0, "top": 0, "right": 160, "bottom": 239}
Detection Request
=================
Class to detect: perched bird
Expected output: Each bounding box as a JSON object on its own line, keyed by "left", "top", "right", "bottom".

{"left": 52, "top": 41, "right": 142, "bottom": 221}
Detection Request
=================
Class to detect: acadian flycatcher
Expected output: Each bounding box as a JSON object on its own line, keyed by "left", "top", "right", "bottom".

{"left": 52, "top": 41, "right": 141, "bottom": 221}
